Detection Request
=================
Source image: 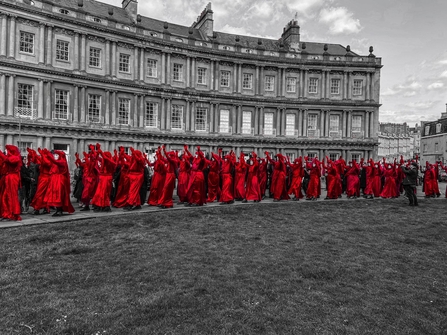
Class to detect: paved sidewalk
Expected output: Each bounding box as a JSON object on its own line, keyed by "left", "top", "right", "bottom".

{"left": 0, "top": 184, "right": 438, "bottom": 229}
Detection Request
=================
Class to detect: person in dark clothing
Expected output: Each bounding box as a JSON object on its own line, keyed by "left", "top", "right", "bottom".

{"left": 401, "top": 162, "right": 419, "bottom": 206}
{"left": 19, "top": 157, "right": 34, "bottom": 213}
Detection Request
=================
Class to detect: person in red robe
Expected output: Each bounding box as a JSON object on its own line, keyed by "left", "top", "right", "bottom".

{"left": 305, "top": 157, "right": 321, "bottom": 200}
{"left": 0, "top": 145, "right": 22, "bottom": 221}
{"left": 244, "top": 152, "right": 262, "bottom": 202}
{"left": 91, "top": 149, "right": 117, "bottom": 212}
{"left": 423, "top": 162, "right": 437, "bottom": 198}
{"left": 112, "top": 147, "right": 131, "bottom": 208}
{"left": 157, "top": 146, "right": 179, "bottom": 209}
{"left": 233, "top": 152, "right": 247, "bottom": 201}
{"left": 323, "top": 156, "right": 341, "bottom": 200}
{"left": 258, "top": 157, "right": 268, "bottom": 199}
{"left": 287, "top": 156, "right": 304, "bottom": 201}
{"left": 124, "top": 147, "right": 146, "bottom": 210}
{"left": 371, "top": 161, "right": 383, "bottom": 197}
{"left": 147, "top": 148, "right": 166, "bottom": 206}
{"left": 205, "top": 150, "right": 221, "bottom": 203}
{"left": 177, "top": 145, "right": 192, "bottom": 204}
{"left": 30, "top": 148, "right": 52, "bottom": 215}
{"left": 79, "top": 145, "right": 99, "bottom": 211}
{"left": 380, "top": 161, "right": 398, "bottom": 198}
{"left": 186, "top": 146, "right": 206, "bottom": 206}
{"left": 43, "top": 150, "right": 75, "bottom": 216}
{"left": 345, "top": 159, "right": 360, "bottom": 199}
{"left": 266, "top": 152, "right": 289, "bottom": 201}
{"left": 363, "top": 159, "right": 376, "bottom": 199}
{"left": 220, "top": 151, "right": 235, "bottom": 205}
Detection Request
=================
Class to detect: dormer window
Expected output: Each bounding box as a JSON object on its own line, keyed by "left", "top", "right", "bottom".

{"left": 29, "top": 0, "right": 35, "bottom": 5}
{"left": 150, "top": 32, "right": 158, "bottom": 37}
{"left": 59, "top": 9, "right": 70, "bottom": 15}
{"left": 176, "top": 38, "right": 183, "bottom": 43}
{"left": 123, "top": 25, "right": 130, "bottom": 30}
{"left": 222, "top": 46, "right": 231, "bottom": 51}
{"left": 93, "top": 17, "right": 102, "bottom": 23}
{"left": 246, "top": 49, "right": 253, "bottom": 54}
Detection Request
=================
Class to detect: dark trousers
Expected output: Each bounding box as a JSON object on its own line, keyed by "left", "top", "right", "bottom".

{"left": 404, "top": 185, "right": 418, "bottom": 205}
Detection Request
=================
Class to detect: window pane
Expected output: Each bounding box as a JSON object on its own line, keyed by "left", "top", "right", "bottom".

{"left": 352, "top": 115, "right": 362, "bottom": 132}
{"left": 118, "top": 98, "right": 130, "bottom": 125}
{"left": 145, "top": 102, "right": 158, "bottom": 127}
{"left": 330, "top": 79, "right": 340, "bottom": 94}
{"left": 307, "top": 114, "right": 317, "bottom": 130}
{"left": 309, "top": 78, "right": 318, "bottom": 93}
{"left": 89, "top": 47, "right": 101, "bottom": 67}
{"left": 171, "top": 105, "right": 183, "bottom": 129}
{"left": 285, "top": 114, "right": 295, "bottom": 136}
{"left": 242, "top": 111, "right": 252, "bottom": 134}
{"left": 196, "top": 108, "right": 207, "bottom": 131}
{"left": 173, "top": 64, "right": 183, "bottom": 81}
{"left": 56, "top": 40, "right": 69, "bottom": 61}
{"left": 88, "top": 95, "right": 101, "bottom": 122}
{"left": 220, "top": 71, "right": 230, "bottom": 87}
{"left": 353, "top": 80, "right": 363, "bottom": 95}
{"left": 219, "top": 110, "right": 229, "bottom": 133}
{"left": 286, "top": 77, "right": 296, "bottom": 93}
{"left": 197, "top": 68, "right": 207, "bottom": 84}
{"left": 147, "top": 59, "right": 157, "bottom": 77}
{"left": 119, "top": 54, "right": 130, "bottom": 72}
{"left": 54, "top": 90, "right": 69, "bottom": 119}
{"left": 20, "top": 32, "right": 34, "bottom": 54}
{"left": 242, "top": 74, "right": 253, "bottom": 89}
{"left": 265, "top": 76, "right": 274, "bottom": 91}
{"left": 329, "top": 115, "right": 339, "bottom": 132}
{"left": 264, "top": 112, "right": 274, "bottom": 135}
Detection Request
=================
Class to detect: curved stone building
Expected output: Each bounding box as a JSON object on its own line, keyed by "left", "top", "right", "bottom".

{"left": 0, "top": 0, "right": 381, "bottom": 168}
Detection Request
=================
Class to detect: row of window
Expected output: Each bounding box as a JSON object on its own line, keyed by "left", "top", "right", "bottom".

{"left": 18, "top": 31, "right": 364, "bottom": 95}
{"left": 16, "top": 83, "right": 365, "bottom": 135}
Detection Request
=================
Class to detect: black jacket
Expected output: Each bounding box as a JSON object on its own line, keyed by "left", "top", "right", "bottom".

{"left": 402, "top": 166, "right": 418, "bottom": 186}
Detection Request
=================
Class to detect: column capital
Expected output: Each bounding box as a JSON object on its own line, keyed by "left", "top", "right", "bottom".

{"left": 8, "top": 14, "right": 17, "bottom": 20}
{"left": 343, "top": 109, "right": 352, "bottom": 113}
{"left": 46, "top": 23, "right": 54, "bottom": 28}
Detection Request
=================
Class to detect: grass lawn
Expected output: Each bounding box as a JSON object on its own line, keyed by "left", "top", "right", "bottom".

{"left": 1, "top": 199, "right": 446, "bottom": 334}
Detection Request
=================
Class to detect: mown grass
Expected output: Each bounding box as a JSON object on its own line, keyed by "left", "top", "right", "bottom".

{"left": 1, "top": 199, "right": 446, "bottom": 334}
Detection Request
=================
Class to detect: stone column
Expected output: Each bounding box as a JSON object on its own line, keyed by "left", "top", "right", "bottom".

{"left": 45, "top": 81, "right": 52, "bottom": 119}
{"left": 189, "top": 56, "right": 193, "bottom": 87}
{"left": 80, "top": 34, "right": 86, "bottom": 72}
{"left": 320, "top": 70, "right": 325, "bottom": 99}
{"left": 0, "top": 14, "right": 7, "bottom": 57}
{"left": 366, "top": 72, "right": 371, "bottom": 101}
{"left": 303, "top": 109, "right": 308, "bottom": 136}
{"left": 366, "top": 111, "right": 371, "bottom": 138}
{"left": 259, "top": 66, "right": 264, "bottom": 95}
{"left": 8, "top": 15, "right": 16, "bottom": 58}
{"left": 139, "top": 47, "right": 145, "bottom": 82}
{"left": 105, "top": 40, "right": 111, "bottom": 76}
{"left": 343, "top": 71, "right": 348, "bottom": 100}
{"left": 342, "top": 110, "right": 347, "bottom": 138}
{"left": 298, "top": 109, "right": 303, "bottom": 137}
{"left": 0, "top": 134, "right": 4, "bottom": 152}
{"left": 233, "top": 63, "right": 238, "bottom": 93}
{"left": 259, "top": 106, "right": 264, "bottom": 135}
{"left": 237, "top": 63, "right": 242, "bottom": 94}
{"left": 161, "top": 52, "right": 166, "bottom": 84}
{"left": 231, "top": 105, "right": 237, "bottom": 134}
{"left": 347, "top": 110, "right": 352, "bottom": 137}
{"left": 190, "top": 101, "right": 195, "bottom": 132}
{"left": 209, "top": 103, "right": 214, "bottom": 133}
{"left": 133, "top": 94, "right": 139, "bottom": 127}
{"left": 7, "top": 75, "right": 14, "bottom": 116}
{"left": 254, "top": 106, "right": 259, "bottom": 135}
{"left": 37, "top": 79, "right": 44, "bottom": 119}
{"left": 104, "top": 90, "right": 110, "bottom": 125}
{"left": 111, "top": 91, "right": 116, "bottom": 125}
{"left": 237, "top": 105, "right": 242, "bottom": 134}
{"left": 185, "top": 56, "right": 190, "bottom": 87}
{"left": 39, "top": 23, "right": 46, "bottom": 64}
{"left": 370, "top": 71, "right": 376, "bottom": 102}
{"left": 214, "top": 103, "right": 219, "bottom": 132}
{"left": 160, "top": 98, "right": 165, "bottom": 130}
{"left": 133, "top": 46, "right": 139, "bottom": 81}
{"left": 111, "top": 41, "right": 117, "bottom": 78}
{"left": 166, "top": 98, "right": 171, "bottom": 130}
{"left": 72, "top": 32, "right": 79, "bottom": 71}
{"left": 325, "top": 110, "right": 329, "bottom": 137}
{"left": 210, "top": 59, "right": 215, "bottom": 90}
{"left": 347, "top": 71, "right": 352, "bottom": 100}
{"left": 319, "top": 110, "right": 325, "bottom": 137}
{"left": 0, "top": 73, "right": 5, "bottom": 116}
{"left": 325, "top": 70, "right": 330, "bottom": 99}
{"left": 45, "top": 25, "right": 53, "bottom": 66}
{"left": 303, "top": 69, "right": 308, "bottom": 99}
{"left": 276, "top": 108, "right": 281, "bottom": 136}
{"left": 214, "top": 61, "right": 220, "bottom": 91}
{"left": 281, "top": 108, "right": 286, "bottom": 136}
{"left": 185, "top": 100, "right": 190, "bottom": 131}
{"left": 80, "top": 86, "right": 86, "bottom": 123}
{"left": 73, "top": 85, "right": 79, "bottom": 123}
{"left": 139, "top": 94, "right": 145, "bottom": 128}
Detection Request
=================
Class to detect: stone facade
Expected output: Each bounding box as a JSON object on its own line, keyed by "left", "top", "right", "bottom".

{"left": 0, "top": 0, "right": 382, "bottom": 169}
{"left": 420, "top": 112, "right": 447, "bottom": 165}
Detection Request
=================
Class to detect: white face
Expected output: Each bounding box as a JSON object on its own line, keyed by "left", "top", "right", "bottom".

{"left": 54, "top": 154, "right": 59, "bottom": 160}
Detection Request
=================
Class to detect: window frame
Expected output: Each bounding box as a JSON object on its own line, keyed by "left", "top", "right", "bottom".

{"left": 173, "top": 63, "right": 183, "bottom": 82}
{"left": 89, "top": 47, "right": 101, "bottom": 68}
{"left": 285, "top": 113, "right": 295, "bottom": 136}
{"left": 147, "top": 59, "right": 157, "bottom": 78}
{"left": 220, "top": 70, "right": 230, "bottom": 87}
{"left": 54, "top": 89, "right": 69, "bottom": 120}
{"left": 308, "top": 78, "right": 318, "bottom": 94}
{"left": 241, "top": 111, "right": 252, "bottom": 135}
{"left": 171, "top": 105, "right": 184, "bottom": 130}
{"left": 195, "top": 107, "right": 207, "bottom": 132}
{"left": 353, "top": 79, "right": 363, "bottom": 96}
{"left": 286, "top": 77, "right": 297, "bottom": 93}
{"left": 144, "top": 101, "right": 158, "bottom": 128}
{"left": 118, "top": 98, "right": 130, "bottom": 125}
{"left": 242, "top": 73, "right": 253, "bottom": 90}
{"left": 264, "top": 112, "right": 274, "bottom": 135}
{"left": 197, "top": 67, "right": 207, "bottom": 85}
{"left": 264, "top": 75, "right": 275, "bottom": 92}
{"left": 330, "top": 79, "right": 340, "bottom": 95}
{"left": 118, "top": 53, "right": 131, "bottom": 73}
{"left": 19, "top": 31, "right": 35, "bottom": 54}
{"left": 55, "top": 39, "right": 70, "bottom": 62}
{"left": 87, "top": 94, "right": 101, "bottom": 123}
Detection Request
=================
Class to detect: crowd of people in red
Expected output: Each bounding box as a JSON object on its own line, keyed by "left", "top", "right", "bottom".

{"left": 1, "top": 143, "right": 446, "bottom": 221}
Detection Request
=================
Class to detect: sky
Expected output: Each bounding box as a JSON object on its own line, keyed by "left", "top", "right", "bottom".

{"left": 106, "top": 0, "right": 447, "bottom": 127}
